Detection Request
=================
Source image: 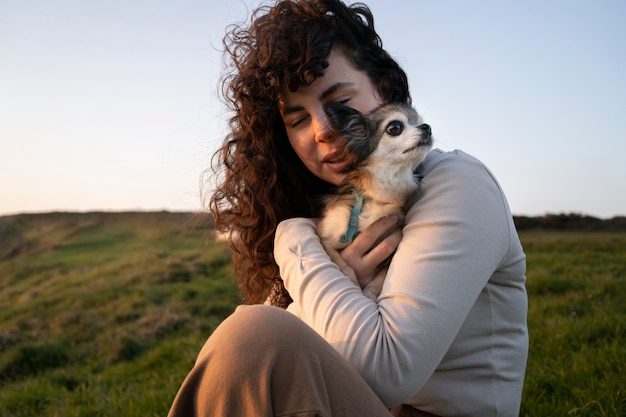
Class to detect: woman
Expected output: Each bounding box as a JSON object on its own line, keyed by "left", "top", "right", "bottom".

{"left": 169, "top": 1, "right": 528, "bottom": 416}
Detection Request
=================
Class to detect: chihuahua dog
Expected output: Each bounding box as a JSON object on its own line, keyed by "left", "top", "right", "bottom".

{"left": 317, "top": 102, "right": 432, "bottom": 300}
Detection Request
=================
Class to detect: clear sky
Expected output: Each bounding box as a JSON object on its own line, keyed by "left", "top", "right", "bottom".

{"left": 1, "top": 0, "right": 625, "bottom": 218}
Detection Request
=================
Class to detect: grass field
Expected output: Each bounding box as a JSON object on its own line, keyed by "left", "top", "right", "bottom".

{"left": 0, "top": 213, "right": 624, "bottom": 416}
{"left": 519, "top": 232, "right": 625, "bottom": 416}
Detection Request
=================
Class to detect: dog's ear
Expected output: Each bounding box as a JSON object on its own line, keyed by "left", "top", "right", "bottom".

{"left": 324, "top": 101, "right": 368, "bottom": 140}
{"left": 323, "top": 102, "right": 374, "bottom": 166}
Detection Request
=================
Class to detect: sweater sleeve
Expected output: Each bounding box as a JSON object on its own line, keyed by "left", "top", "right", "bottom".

{"left": 274, "top": 150, "right": 517, "bottom": 407}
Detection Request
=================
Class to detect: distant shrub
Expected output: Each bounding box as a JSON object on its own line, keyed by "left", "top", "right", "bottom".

{"left": 514, "top": 213, "right": 626, "bottom": 231}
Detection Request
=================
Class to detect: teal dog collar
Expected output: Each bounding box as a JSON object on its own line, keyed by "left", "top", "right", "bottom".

{"left": 341, "top": 190, "right": 364, "bottom": 244}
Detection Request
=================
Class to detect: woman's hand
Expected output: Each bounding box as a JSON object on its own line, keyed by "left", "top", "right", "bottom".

{"left": 340, "top": 215, "right": 402, "bottom": 289}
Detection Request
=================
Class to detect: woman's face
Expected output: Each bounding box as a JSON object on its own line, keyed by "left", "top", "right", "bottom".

{"left": 279, "top": 48, "right": 382, "bottom": 186}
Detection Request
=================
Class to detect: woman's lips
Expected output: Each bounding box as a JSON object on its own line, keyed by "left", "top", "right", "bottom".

{"left": 323, "top": 152, "right": 348, "bottom": 173}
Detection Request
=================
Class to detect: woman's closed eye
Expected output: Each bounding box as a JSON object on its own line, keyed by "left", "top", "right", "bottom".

{"left": 331, "top": 97, "right": 351, "bottom": 106}
{"left": 289, "top": 115, "right": 309, "bottom": 128}
{"left": 285, "top": 97, "right": 351, "bottom": 129}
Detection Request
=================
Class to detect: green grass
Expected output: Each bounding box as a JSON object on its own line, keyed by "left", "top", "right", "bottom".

{"left": 0, "top": 212, "right": 238, "bottom": 417}
{"left": 520, "top": 232, "right": 626, "bottom": 417}
{"left": 0, "top": 214, "right": 624, "bottom": 416}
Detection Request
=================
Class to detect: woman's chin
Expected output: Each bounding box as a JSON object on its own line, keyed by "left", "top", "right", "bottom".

{"left": 320, "top": 168, "right": 346, "bottom": 186}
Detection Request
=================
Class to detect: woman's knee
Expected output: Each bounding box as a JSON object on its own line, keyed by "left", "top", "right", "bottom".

{"left": 196, "top": 304, "right": 313, "bottom": 363}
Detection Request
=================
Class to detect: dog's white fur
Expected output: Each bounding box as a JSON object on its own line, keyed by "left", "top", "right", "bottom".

{"left": 317, "top": 102, "right": 432, "bottom": 300}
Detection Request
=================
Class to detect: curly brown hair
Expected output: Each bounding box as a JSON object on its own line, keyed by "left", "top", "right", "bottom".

{"left": 208, "top": 0, "right": 410, "bottom": 307}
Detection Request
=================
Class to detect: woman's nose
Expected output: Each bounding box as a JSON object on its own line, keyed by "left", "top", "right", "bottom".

{"left": 313, "top": 114, "right": 334, "bottom": 143}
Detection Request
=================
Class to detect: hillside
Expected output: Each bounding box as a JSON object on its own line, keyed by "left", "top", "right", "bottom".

{"left": 0, "top": 211, "right": 213, "bottom": 260}
{"left": 0, "top": 212, "right": 624, "bottom": 416}
{"left": 0, "top": 211, "right": 238, "bottom": 416}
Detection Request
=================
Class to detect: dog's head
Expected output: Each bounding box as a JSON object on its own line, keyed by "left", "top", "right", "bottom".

{"left": 324, "top": 101, "right": 432, "bottom": 172}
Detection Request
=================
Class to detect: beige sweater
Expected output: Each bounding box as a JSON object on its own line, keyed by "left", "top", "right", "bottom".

{"left": 274, "top": 149, "right": 528, "bottom": 416}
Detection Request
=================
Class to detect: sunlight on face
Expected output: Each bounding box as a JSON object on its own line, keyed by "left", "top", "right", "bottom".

{"left": 279, "top": 48, "right": 382, "bottom": 185}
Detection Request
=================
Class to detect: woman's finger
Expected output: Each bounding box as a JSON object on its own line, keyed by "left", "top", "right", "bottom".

{"left": 362, "top": 228, "right": 402, "bottom": 268}
{"left": 345, "top": 214, "right": 399, "bottom": 255}
{"left": 340, "top": 215, "right": 401, "bottom": 288}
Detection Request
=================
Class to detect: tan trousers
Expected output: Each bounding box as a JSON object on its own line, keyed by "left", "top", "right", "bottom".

{"left": 167, "top": 304, "right": 399, "bottom": 417}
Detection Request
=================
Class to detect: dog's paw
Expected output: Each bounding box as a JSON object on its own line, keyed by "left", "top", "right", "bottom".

{"left": 361, "top": 270, "right": 386, "bottom": 301}
{"left": 362, "top": 285, "right": 379, "bottom": 301}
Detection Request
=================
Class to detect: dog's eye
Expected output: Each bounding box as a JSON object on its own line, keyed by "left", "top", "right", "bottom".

{"left": 386, "top": 121, "right": 404, "bottom": 136}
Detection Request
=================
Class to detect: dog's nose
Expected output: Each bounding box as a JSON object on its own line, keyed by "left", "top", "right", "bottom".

{"left": 418, "top": 123, "right": 431, "bottom": 136}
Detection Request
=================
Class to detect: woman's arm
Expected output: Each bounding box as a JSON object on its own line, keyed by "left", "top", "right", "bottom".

{"left": 275, "top": 150, "right": 518, "bottom": 406}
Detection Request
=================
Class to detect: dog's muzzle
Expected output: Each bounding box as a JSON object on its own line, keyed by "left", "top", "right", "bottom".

{"left": 418, "top": 123, "right": 432, "bottom": 145}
